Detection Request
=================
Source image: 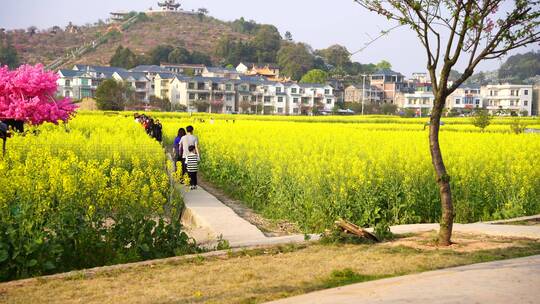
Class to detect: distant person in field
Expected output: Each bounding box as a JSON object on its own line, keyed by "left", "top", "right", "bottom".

{"left": 174, "top": 128, "right": 187, "bottom": 173}
{"left": 186, "top": 145, "right": 200, "bottom": 189}
{"left": 153, "top": 119, "right": 163, "bottom": 143}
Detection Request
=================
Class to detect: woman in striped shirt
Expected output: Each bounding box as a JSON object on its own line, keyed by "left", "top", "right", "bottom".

{"left": 185, "top": 145, "right": 200, "bottom": 189}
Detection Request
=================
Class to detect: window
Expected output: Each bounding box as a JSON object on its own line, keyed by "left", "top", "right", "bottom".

{"left": 278, "top": 97, "right": 284, "bottom": 103}
{"left": 188, "top": 83, "right": 195, "bottom": 89}
{"left": 64, "top": 91, "right": 71, "bottom": 97}
{"left": 326, "top": 99, "right": 332, "bottom": 104}
{"left": 510, "top": 90, "right": 515, "bottom": 96}
{"left": 189, "top": 93, "right": 195, "bottom": 100}
{"left": 242, "top": 95, "right": 249, "bottom": 102}
{"left": 226, "top": 95, "right": 232, "bottom": 101}
{"left": 251, "top": 95, "right": 257, "bottom": 102}
{"left": 475, "top": 99, "right": 480, "bottom": 105}
{"left": 226, "top": 106, "right": 233, "bottom": 111}
{"left": 291, "top": 88, "right": 297, "bottom": 94}
{"left": 277, "top": 107, "right": 283, "bottom": 114}
{"left": 293, "top": 98, "right": 299, "bottom": 103}
{"left": 455, "top": 98, "right": 460, "bottom": 105}
{"left": 264, "top": 96, "right": 271, "bottom": 103}
{"left": 65, "top": 80, "right": 71, "bottom": 86}
{"left": 226, "top": 84, "right": 232, "bottom": 91}
{"left": 302, "top": 97, "right": 309, "bottom": 104}
{"left": 525, "top": 100, "right": 528, "bottom": 106}
{"left": 510, "top": 100, "right": 515, "bottom": 106}
{"left": 324, "top": 89, "right": 330, "bottom": 95}
{"left": 524, "top": 89, "right": 529, "bottom": 95}
{"left": 81, "top": 79, "right": 89, "bottom": 86}
{"left": 293, "top": 108, "right": 299, "bottom": 114}
{"left": 276, "top": 87, "right": 282, "bottom": 93}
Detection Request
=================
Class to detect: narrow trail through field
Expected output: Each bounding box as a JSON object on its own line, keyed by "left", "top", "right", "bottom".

{"left": 180, "top": 185, "right": 320, "bottom": 248}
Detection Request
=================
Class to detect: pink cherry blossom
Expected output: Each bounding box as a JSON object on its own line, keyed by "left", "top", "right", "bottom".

{"left": 0, "top": 64, "right": 77, "bottom": 125}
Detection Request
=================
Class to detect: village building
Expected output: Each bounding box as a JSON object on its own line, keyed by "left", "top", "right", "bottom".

{"left": 112, "top": 71, "right": 153, "bottom": 102}
{"left": 446, "top": 86, "right": 483, "bottom": 112}
{"left": 481, "top": 84, "right": 533, "bottom": 115}
{"left": 369, "top": 69, "right": 408, "bottom": 104}
{"left": 402, "top": 83, "right": 435, "bottom": 114}
{"left": 160, "top": 63, "right": 205, "bottom": 76}
{"left": 344, "top": 84, "right": 383, "bottom": 104}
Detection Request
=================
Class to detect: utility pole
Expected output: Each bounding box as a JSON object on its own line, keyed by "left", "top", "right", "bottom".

{"left": 362, "top": 74, "right": 366, "bottom": 115}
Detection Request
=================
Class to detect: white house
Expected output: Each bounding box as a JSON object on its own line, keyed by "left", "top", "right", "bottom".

{"left": 481, "top": 84, "right": 533, "bottom": 115}
{"left": 112, "top": 71, "right": 152, "bottom": 102}
{"left": 447, "top": 86, "right": 482, "bottom": 111}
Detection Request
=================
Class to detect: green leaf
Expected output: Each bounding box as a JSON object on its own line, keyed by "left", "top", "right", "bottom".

{"left": 27, "top": 259, "right": 38, "bottom": 267}
{"left": 0, "top": 250, "right": 9, "bottom": 263}
{"left": 43, "top": 261, "right": 56, "bottom": 270}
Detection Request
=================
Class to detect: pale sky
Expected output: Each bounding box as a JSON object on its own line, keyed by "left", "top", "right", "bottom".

{"left": 1, "top": 0, "right": 538, "bottom": 76}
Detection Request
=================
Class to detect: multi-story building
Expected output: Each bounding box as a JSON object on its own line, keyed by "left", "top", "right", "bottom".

{"left": 344, "top": 84, "right": 383, "bottom": 104}
{"left": 402, "top": 83, "right": 434, "bottom": 113}
{"left": 153, "top": 72, "right": 178, "bottom": 100}
{"left": 532, "top": 84, "right": 540, "bottom": 116}
{"left": 481, "top": 84, "right": 533, "bottom": 115}
{"left": 57, "top": 65, "right": 127, "bottom": 99}
{"left": 130, "top": 65, "right": 172, "bottom": 93}
{"left": 369, "top": 69, "right": 407, "bottom": 104}
{"left": 169, "top": 76, "right": 237, "bottom": 113}
{"left": 163, "top": 76, "right": 335, "bottom": 115}
{"left": 447, "top": 86, "right": 482, "bottom": 111}
{"left": 112, "top": 71, "right": 152, "bottom": 102}
{"left": 160, "top": 63, "right": 205, "bottom": 76}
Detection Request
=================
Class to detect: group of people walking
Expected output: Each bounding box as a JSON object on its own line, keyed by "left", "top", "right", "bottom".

{"left": 174, "top": 125, "right": 200, "bottom": 190}
{"left": 134, "top": 113, "right": 163, "bottom": 143}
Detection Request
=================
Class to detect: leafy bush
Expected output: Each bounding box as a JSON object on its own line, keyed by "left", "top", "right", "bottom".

{"left": 0, "top": 115, "right": 198, "bottom": 281}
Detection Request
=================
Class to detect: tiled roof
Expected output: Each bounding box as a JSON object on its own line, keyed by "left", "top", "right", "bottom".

{"left": 205, "top": 67, "right": 238, "bottom": 73}
{"left": 58, "top": 69, "right": 85, "bottom": 77}
{"left": 130, "top": 65, "right": 170, "bottom": 73}
{"left": 114, "top": 71, "right": 149, "bottom": 81}
{"left": 372, "top": 69, "right": 404, "bottom": 76}
{"left": 74, "top": 65, "right": 127, "bottom": 74}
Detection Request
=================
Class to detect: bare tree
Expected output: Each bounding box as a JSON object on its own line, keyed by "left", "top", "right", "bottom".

{"left": 354, "top": 0, "right": 540, "bottom": 245}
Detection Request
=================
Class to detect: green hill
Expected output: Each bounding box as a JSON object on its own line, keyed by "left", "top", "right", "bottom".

{"left": 8, "top": 12, "right": 250, "bottom": 68}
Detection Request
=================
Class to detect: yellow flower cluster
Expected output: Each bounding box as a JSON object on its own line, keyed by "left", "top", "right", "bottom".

{"left": 158, "top": 114, "right": 539, "bottom": 231}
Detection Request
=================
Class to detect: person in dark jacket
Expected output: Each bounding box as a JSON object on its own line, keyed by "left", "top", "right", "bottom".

{"left": 153, "top": 119, "right": 163, "bottom": 143}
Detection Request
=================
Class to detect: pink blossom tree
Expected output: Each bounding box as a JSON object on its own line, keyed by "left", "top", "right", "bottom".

{"left": 0, "top": 64, "right": 77, "bottom": 126}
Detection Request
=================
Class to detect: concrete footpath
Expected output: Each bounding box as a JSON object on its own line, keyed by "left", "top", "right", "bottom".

{"left": 267, "top": 255, "right": 540, "bottom": 304}
{"left": 181, "top": 187, "right": 319, "bottom": 248}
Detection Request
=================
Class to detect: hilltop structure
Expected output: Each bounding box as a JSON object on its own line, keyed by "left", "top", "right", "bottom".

{"left": 158, "top": 0, "right": 181, "bottom": 11}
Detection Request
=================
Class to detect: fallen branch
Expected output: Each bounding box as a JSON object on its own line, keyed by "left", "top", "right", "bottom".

{"left": 335, "top": 219, "right": 380, "bottom": 242}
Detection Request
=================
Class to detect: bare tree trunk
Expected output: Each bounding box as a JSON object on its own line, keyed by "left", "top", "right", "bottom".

{"left": 429, "top": 95, "right": 453, "bottom": 246}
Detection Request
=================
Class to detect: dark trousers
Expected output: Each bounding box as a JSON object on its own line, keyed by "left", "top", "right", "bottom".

{"left": 188, "top": 171, "right": 198, "bottom": 186}
{"left": 180, "top": 158, "right": 187, "bottom": 176}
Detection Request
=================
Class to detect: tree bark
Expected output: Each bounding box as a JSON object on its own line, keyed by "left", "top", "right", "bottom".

{"left": 429, "top": 95, "right": 453, "bottom": 246}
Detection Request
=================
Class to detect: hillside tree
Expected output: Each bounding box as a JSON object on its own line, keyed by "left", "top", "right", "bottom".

{"left": 95, "top": 79, "right": 133, "bottom": 111}
{"left": 300, "top": 69, "right": 329, "bottom": 83}
{"left": 376, "top": 60, "right": 392, "bottom": 70}
{"left": 109, "top": 46, "right": 139, "bottom": 69}
{"left": 498, "top": 51, "right": 540, "bottom": 82}
{"left": 354, "top": 0, "right": 540, "bottom": 245}
{"left": 0, "top": 37, "right": 20, "bottom": 69}
{"left": 316, "top": 45, "right": 352, "bottom": 69}
{"left": 252, "top": 25, "right": 282, "bottom": 63}
{"left": 277, "top": 42, "right": 315, "bottom": 80}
